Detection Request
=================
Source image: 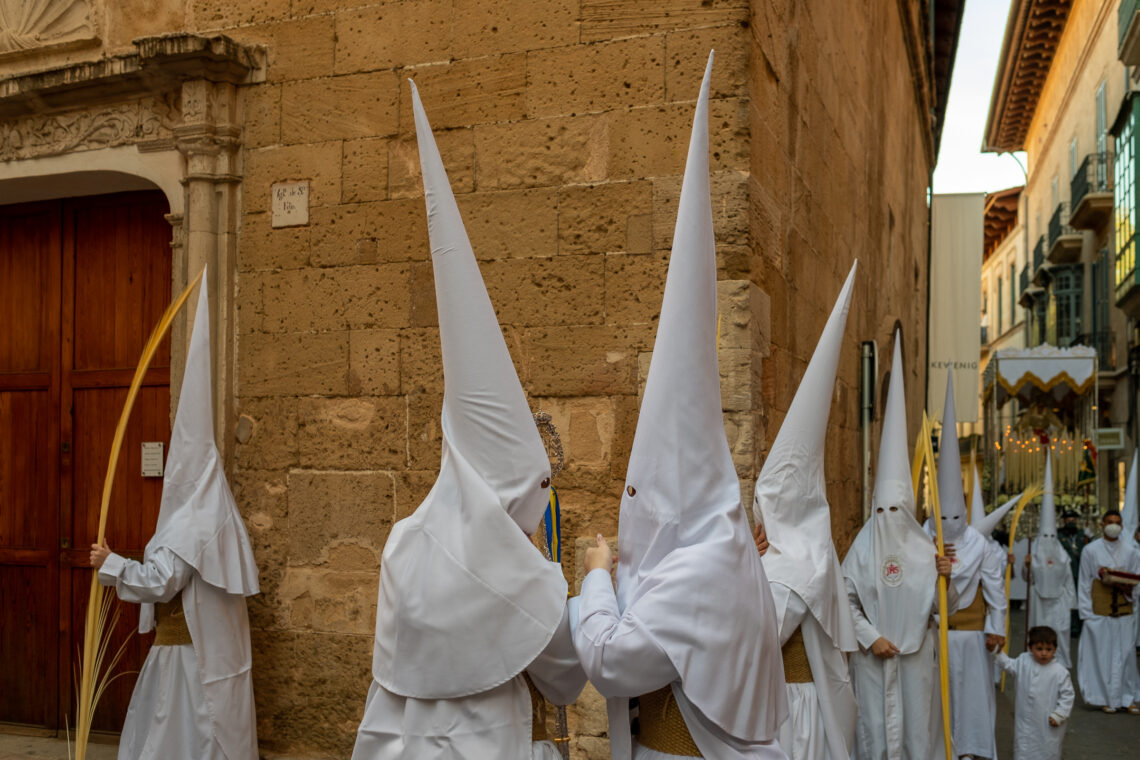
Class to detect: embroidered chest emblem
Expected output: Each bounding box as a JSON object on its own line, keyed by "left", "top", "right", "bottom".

{"left": 882, "top": 555, "right": 904, "bottom": 587}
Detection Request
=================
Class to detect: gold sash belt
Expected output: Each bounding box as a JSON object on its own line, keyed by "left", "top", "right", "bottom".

{"left": 947, "top": 587, "right": 987, "bottom": 631}
{"left": 524, "top": 673, "right": 548, "bottom": 742}
{"left": 153, "top": 594, "right": 192, "bottom": 646}
{"left": 637, "top": 684, "right": 702, "bottom": 757}
{"left": 781, "top": 627, "right": 813, "bottom": 683}
{"left": 1092, "top": 578, "right": 1134, "bottom": 617}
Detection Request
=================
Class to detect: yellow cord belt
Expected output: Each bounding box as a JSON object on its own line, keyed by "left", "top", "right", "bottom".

{"left": 947, "top": 587, "right": 987, "bottom": 631}
{"left": 781, "top": 627, "right": 814, "bottom": 683}
{"left": 524, "top": 673, "right": 548, "bottom": 742}
{"left": 637, "top": 685, "right": 702, "bottom": 757}
{"left": 153, "top": 594, "right": 192, "bottom": 646}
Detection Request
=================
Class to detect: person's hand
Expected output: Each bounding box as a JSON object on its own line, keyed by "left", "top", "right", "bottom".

{"left": 1008, "top": 552, "right": 1015, "bottom": 566}
{"left": 942, "top": 542, "right": 956, "bottom": 560}
{"left": 871, "top": 637, "right": 900, "bottom": 659}
{"left": 985, "top": 634, "right": 1005, "bottom": 652}
{"left": 753, "top": 522, "right": 769, "bottom": 556}
{"left": 1048, "top": 716, "right": 1059, "bottom": 727}
{"left": 89, "top": 540, "right": 111, "bottom": 570}
{"left": 585, "top": 534, "right": 613, "bottom": 574}
{"left": 935, "top": 554, "right": 952, "bottom": 578}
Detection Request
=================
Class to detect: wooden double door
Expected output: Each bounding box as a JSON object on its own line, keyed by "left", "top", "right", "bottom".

{"left": 0, "top": 191, "right": 173, "bottom": 733}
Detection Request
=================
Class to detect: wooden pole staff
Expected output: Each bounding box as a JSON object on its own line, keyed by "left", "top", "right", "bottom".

{"left": 1001, "top": 485, "right": 1041, "bottom": 691}
{"left": 919, "top": 412, "right": 953, "bottom": 760}
{"left": 74, "top": 270, "right": 204, "bottom": 760}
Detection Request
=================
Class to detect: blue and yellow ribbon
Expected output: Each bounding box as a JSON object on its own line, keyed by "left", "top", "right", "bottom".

{"left": 544, "top": 486, "right": 562, "bottom": 563}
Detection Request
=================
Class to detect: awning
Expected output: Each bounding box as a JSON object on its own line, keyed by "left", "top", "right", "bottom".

{"left": 983, "top": 343, "right": 1096, "bottom": 406}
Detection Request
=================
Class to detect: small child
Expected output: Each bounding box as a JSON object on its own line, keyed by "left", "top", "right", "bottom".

{"left": 991, "top": 626, "right": 1074, "bottom": 760}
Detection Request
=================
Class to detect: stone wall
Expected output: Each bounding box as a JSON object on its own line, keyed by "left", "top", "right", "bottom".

{"left": 0, "top": 1, "right": 936, "bottom": 757}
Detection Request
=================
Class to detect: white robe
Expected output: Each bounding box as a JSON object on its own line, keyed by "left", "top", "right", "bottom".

{"left": 98, "top": 548, "right": 244, "bottom": 760}
{"left": 991, "top": 652, "right": 1072, "bottom": 760}
{"left": 1021, "top": 556, "right": 1075, "bottom": 668}
{"left": 1008, "top": 538, "right": 1029, "bottom": 601}
{"left": 1076, "top": 537, "right": 1140, "bottom": 708}
{"left": 575, "top": 569, "right": 788, "bottom": 760}
{"left": 929, "top": 527, "right": 1005, "bottom": 760}
{"left": 770, "top": 586, "right": 855, "bottom": 760}
{"left": 845, "top": 577, "right": 957, "bottom": 760}
{"left": 353, "top": 601, "right": 585, "bottom": 760}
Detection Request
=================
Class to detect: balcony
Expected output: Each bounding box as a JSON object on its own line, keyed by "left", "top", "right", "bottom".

{"left": 1047, "top": 203, "right": 1082, "bottom": 264}
{"left": 1122, "top": 0, "right": 1140, "bottom": 65}
{"left": 1074, "top": 331, "right": 1116, "bottom": 371}
{"left": 1031, "top": 235, "right": 1051, "bottom": 286}
{"left": 1018, "top": 264, "right": 1042, "bottom": 307}
{"left": 1069, "top": 152, "right": 1113, "bottom": 229}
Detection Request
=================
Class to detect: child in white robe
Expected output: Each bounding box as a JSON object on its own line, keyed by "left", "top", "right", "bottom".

{"left": 990, "top": 626, "right": 1073, "bottom": 760}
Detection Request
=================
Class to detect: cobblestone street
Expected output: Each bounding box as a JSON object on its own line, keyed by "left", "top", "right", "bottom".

{"left": 995, "top": 607, "right": 1138, "bottom": 759}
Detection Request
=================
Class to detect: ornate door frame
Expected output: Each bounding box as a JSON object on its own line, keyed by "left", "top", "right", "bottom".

{"left": 0, "top": 34, "right": 263, "bottom": 455}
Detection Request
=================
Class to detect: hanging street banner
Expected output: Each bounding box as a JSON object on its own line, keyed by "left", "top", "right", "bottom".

{"left": 929, "top": 193, "right": 984, "bottom": 423}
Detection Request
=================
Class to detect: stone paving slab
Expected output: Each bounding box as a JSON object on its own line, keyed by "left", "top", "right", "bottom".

{"left": 0, "top": 734, "right": 116, "bottom": 760}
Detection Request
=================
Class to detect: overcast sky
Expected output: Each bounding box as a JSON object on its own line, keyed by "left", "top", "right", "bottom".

{"left": 932, "top": 0, "right": 1028, "bottom": 195}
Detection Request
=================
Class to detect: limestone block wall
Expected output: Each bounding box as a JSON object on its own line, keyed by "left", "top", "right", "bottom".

{"left": 0, "top": 1, "right": 934, "bottom": 757}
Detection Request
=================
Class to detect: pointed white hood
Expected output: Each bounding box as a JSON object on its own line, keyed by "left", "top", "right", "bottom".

{"left": 975, "top": 493, "right": 1020, "bottom": 539}
{"left": 843, "top": 332, "right": 937, "bottom": 654}
{"left": 1032, "top": 452, "right": 1072, "bottom": 598}
{"left": 145, "top": 271, "right": 258, "bottom": 595}
{"left": 936, "top": 371, "right": 968, "bottom": 543}
{"left": 754, "top": 262, "right": 858, "bottom": 652}
{"left": 969, "top": 467, "right": 986, "bottom": 527}
{"left": 1124, "top": 450, "right": 1138, "bottom": 548}
{"left": 370, "top": 82, "right": 567, "bottom": 699}
{"left": 614, "top": 53, "right": 787, "bottom": 741}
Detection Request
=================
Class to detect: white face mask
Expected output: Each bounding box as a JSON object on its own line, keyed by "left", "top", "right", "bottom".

{"left": 1103, "top": 523, "right": 1123, "bottom": 539}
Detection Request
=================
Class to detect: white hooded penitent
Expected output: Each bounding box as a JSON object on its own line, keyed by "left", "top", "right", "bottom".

{"left": 936, "top": 372, "right": 969, "bottom": 543}
{"left": 754, "top": 262, "right": 859, "bottom": 650}
{"left": 140, "top": 271, "right": 260, "bottom": 760}
{"left": 843, "top": 332, "right": 937, "bottom": 655}
{"left": 613, "top": 52, "right": 787, "bottom": 742}
{"left": 969, "top": 467, "right": 985, "bottom": 527}
{"left": 1031, "top": 453, "right": 1073, "bottom": 599}
{"left": 369, "top": 82, "right": 567, "bottom": 700}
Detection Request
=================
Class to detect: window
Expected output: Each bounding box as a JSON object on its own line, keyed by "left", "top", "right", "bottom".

{"left": 1051, "top": 176, "right": 1059, "bottom": 210}
{"left": 1009, "top": 263, "right": 1016, "bottom": 326}
{"left": 1114, "top": 99, "right": 1136, "bottom": 295}
{"left": 1048, "top": 265, "right": 1083, "bottom": 346}
{"left": 1097, "top": 82, "right": 1108, "bottom": 187}
{"left": 1070, "top": 137, "right": 1079, "bottom": 181}
{"left": 997, "top": 276, "right": 1003, "bottom": 334}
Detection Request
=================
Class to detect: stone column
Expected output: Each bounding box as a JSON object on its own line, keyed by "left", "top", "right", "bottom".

{"left": 174, "top": 79, "right": 243, "bottom": 457}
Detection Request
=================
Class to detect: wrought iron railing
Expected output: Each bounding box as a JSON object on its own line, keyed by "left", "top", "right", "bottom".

{"left": 1033, "top": 236, "right": 1045, "bottom": 272}
{"left": 1122, "top": 0, "right": 1138, "bottom": 47}
{"left": 1074, "top": 331, "right": 1115, "bottom": 370}
{"left": 1049, "top": 202, "right": 1076, "bottom": 249}
{"left": 1070, "top": 151, "right": 1112, "bottom": 210}
{"left": 1019, "top": 265, "right": 1029, "bottom": 294}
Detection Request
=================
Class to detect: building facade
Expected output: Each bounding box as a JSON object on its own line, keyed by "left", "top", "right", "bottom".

{"left": 0, "top": 2, "right": 961, "bottom": 756}
{"left": 985, "top": 0, "right": 1131, "bottom": 513}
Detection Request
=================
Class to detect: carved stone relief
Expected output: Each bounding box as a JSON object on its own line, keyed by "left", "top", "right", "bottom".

{"left": 0, "top": 95, "right": 179, "bottom": 161}
{"left": 0, "top": 0, "right": 96, "bottom": 55}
